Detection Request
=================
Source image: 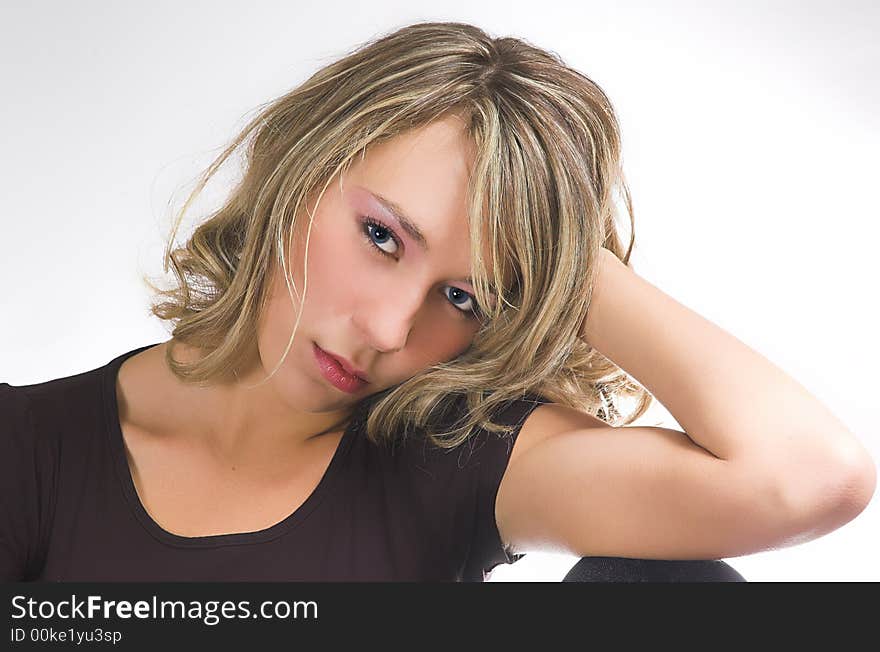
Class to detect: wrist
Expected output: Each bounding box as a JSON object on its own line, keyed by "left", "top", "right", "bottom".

{"left": 581, "top": 248, "right": 625, "bottom": 342}
{"left": 580, "top": 247, "right": 622, "bottom": 332}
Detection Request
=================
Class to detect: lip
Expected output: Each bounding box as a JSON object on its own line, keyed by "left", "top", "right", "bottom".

{"left": 313, "top": 342, "right": 369, "bottom": 394}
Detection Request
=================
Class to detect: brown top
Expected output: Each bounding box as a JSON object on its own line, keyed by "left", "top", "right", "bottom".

{"left": 0, "top": 342, "right": 547, "bottom": 581}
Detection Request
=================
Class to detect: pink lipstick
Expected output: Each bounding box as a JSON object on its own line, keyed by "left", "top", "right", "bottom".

{"left": 313, "top": 342, "right": 368, "bottom": 394}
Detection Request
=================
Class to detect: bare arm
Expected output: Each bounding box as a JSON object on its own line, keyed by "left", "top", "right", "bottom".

{"left": 496, "top": 249, "right": 875, "bottom": 558}
{"left": 579, "top": 248, "right": 876, "bottom": 514}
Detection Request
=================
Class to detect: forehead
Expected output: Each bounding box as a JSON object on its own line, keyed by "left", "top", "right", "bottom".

{"left": 350, "top": 116, "right": 475, "bottom": 209}
{"left": 344, "top": 119, "right": 494, "bottom": 258}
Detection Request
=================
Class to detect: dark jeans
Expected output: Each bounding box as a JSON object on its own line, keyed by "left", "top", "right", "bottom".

{"left": 561, "top": 557, "right": 746, "bottom": 582}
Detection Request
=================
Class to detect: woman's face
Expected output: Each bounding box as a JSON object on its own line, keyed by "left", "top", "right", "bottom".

{"left": 255, "top": 115, "right": 491, "bottom": 413}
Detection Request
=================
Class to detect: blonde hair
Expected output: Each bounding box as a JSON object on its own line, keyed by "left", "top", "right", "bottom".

{"left": 144, "top": 21, "right": 653, "bottom": 452}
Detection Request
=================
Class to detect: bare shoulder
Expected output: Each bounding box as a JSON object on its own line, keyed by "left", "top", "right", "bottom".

{"left": 507, "top": 402, "right": 607, "bottom": 469}
{"left": 116, "top": 341, "right": 206, "bottom": 438}
{"left": 116, "top": 342, "right": 174, "bottom": 434}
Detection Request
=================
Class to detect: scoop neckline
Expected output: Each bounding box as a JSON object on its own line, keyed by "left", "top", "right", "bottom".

{"left": 102, "top": 341, "right": 357, "bottom": 549}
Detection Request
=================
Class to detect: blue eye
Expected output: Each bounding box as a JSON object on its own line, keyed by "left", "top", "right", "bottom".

{"left": 359, "top": 215, "right": 482, "bottom": 321}
{"left": 361, "top": 216, "right": 399, "bottom": 256}
{"left": 444, "top": 286, "right": 482, "bottom": 320}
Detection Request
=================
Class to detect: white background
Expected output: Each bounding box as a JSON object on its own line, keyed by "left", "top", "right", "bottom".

{"left": 1, "top": 0, "right": 877, "bottom": 581}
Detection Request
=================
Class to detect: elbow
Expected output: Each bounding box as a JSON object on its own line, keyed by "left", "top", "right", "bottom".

{"left": 780, "top": 446, "right": 877, "bottom": 540}
{"left": 837, "top": 449, "right": 877, "bottom": 514}
{"left": 825, "top": 441, "right": 876, "bottom": 513}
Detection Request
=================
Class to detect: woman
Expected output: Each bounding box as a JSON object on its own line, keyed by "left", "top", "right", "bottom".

{"left": 1, "top": 21, "right": 874, "bottom": 582}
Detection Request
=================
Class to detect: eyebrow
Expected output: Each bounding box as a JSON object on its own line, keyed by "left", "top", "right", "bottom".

{"left": 364, "top": 186, "right": 492, "bottom": 293}
{"left": 368, "top": 190, "right": 429, "bottom": 253}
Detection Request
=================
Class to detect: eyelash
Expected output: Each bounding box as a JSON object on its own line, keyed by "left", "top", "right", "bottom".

{"left": 358, "top": 215, "right": 483, "bottom": 321}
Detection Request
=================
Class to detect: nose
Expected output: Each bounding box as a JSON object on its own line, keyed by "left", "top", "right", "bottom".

{"left": 353, "top": 283, "right": 425, "bottom": 354}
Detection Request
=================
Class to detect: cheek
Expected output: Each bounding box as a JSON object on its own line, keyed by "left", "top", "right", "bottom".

{"left": 308, "top": 222, "right": 361, "bottom": 290}
{"left": 284, "top": 220, "right": 358, "bottom": 313}
{"left": 409, "top": 319, "right": 477, "bottom": 363}
{"left": 257, "top": 264, "right": 302, "bottom": 352}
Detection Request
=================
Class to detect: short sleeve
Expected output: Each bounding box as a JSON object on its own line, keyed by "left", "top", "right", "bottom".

{"left": 464, "top": 393, "right": 550, "bottom": 581}
{"left": 0, "top": 384, "right": 51, "bottom": 581}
